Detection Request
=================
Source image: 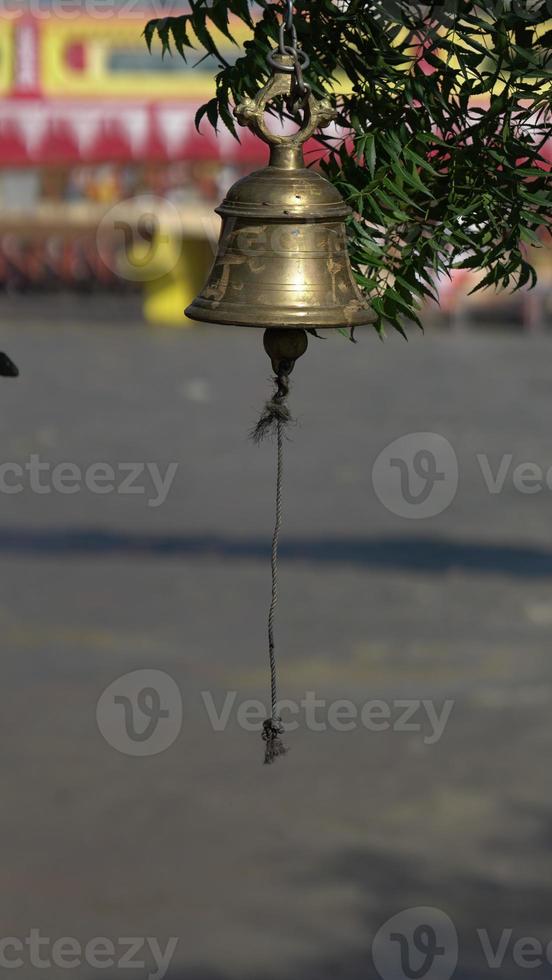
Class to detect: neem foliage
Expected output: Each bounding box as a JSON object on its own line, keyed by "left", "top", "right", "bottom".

{"left": 146, "top": 1, "right": 552, "bottom": 334}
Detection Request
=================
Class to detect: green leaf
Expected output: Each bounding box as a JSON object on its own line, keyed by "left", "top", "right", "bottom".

{"left": 364, "top": 133, "right": 376, "bottom": 177}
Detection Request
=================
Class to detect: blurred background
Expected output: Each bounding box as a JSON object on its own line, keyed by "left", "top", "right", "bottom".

{"left": 1, "top": 4, "right": 552, "bottom": 980}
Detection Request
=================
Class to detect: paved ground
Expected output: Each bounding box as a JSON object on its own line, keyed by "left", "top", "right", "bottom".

{"left": 1, "top": 298, "right": 552, "bottom": 980}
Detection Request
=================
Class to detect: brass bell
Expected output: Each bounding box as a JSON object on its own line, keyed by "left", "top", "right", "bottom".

{"left": 185, "top": 52, "right": 374, "bottom": 332}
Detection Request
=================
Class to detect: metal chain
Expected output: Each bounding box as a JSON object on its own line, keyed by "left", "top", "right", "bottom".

{"left": 284, "top": 0, "right": 293, "bottom": 33}
{"left": 267, "top": 0, "right": 311, "bottom": 110}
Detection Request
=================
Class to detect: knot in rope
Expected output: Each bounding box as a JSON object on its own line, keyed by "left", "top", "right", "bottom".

{"left": 251, "top": 367, "right": 292, "bottom": 444}
{"left": 262, "top": 717, "right": 287, "bottom": 765}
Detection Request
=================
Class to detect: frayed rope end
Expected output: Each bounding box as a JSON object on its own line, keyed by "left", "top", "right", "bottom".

{"left": 262, "top": 718, "right": 288, "bottom": 765}
{"left": 251, "top": 372, "right": 292, "bottom": 444}
{"left": 251, "top": 398, "right": 291, "bottom": 443}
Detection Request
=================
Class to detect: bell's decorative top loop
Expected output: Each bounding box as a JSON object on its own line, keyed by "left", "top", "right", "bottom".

{"left": 235, "top": 52, "right": 336, "bottom": 169}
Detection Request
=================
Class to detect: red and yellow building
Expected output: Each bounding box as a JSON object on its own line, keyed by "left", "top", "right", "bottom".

{"left": 0, "top": 10, "right": 265, "bottom": 166}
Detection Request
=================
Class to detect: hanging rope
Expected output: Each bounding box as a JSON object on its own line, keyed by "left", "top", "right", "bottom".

{"left": 252, "top": 365, "right": 293, "bottom": 763}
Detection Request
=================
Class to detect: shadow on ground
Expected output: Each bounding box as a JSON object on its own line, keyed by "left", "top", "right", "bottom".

{"left": 3, "top": 526, "right": 552, "bottom": 578}
{"left": 93, "top": 829, "right": 552, "bottom": 978}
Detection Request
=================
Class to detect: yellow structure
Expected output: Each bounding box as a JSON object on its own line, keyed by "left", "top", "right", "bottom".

{"left": 118, "top": 220, "right": 213, "bottom": 327}
{"left": 141, "top": 234, "right": 213, "bottom": 327}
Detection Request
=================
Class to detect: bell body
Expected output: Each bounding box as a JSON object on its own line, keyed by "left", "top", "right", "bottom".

{"left": 186, "top": 50, "right": 374, "bottom": 330}
{"left": 185, "top": 147, "right": 374, "bottom": 330}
